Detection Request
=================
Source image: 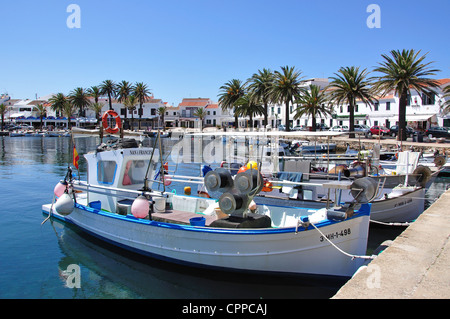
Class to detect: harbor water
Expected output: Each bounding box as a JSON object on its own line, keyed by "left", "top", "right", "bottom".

{"left": 0, "top": 135, "right": 447, "bottom": 299}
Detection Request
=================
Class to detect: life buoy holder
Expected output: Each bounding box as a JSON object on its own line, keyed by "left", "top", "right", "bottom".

{"left": 102, "top": 110, "right": 122, "bottom": 134}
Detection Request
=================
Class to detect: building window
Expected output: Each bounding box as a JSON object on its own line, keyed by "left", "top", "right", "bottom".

{"left": 213, "top": 111, "right": 216, "bottom": 115}
{"left": 340, "top": 106, "right": 343, "bottom": 113}
{"left": 386, "top": 102, "right": 390, "bottom": 110}
{"left": 422, "top": 93, "right": 435, "bottom": 105}
{"left": 374, "top": 102, "right": 379, "bottom": 111}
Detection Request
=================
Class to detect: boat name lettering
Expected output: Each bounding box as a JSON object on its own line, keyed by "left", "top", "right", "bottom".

{"left": 394, "top": 198, "right": 412, "bottom": 208}
{"left": 129, "top": 150, "right": 153, "bottom": 155}
{"left": 320, "top": 228, "right": 351, "bottom": 242}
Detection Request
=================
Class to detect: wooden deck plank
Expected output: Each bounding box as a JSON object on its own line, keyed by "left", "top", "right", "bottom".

{"left": 150, "top": 209, "right": 217, "bottom": 226}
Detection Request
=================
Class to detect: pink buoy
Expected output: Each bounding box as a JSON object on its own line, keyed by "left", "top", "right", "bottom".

{"left": 131, "top": 195, "right": 149, "bottom": 219}
{"left": 164, "top": 176, "right": 172, "bottom": 186}
{"left": 54, "top": 180, "right": 67, "bottom": 197}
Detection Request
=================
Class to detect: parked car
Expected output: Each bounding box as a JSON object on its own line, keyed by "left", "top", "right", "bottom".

{"left": 389, "top": 125, "right": 415, "bottom": 137}
{"left": 425, "top": 126, "right": 450, "bottom": 138}
{"left": 315, "top": 123, "right": 330, "bottom": 131}
{"left": 369, "top": 125, "right": 390, "bottom": 136}
{"left": 278, "top": 124, "right": 286, "bottom": 131}
{"left": 329, "top": 125, "right": 348, "bottom": 132}
{"left": 293, "top": 125, "right": 306, "bottom": 131}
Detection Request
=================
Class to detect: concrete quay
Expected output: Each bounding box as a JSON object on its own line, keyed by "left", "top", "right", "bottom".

{"left": 332, "top": 188, "right": 450, "bottom": 299}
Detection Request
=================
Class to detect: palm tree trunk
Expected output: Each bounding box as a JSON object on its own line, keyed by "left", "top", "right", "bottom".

{"left": 138, "top": 103, "right": 142, "bottom": 130}
{"left": 311, "top": 116, "right": 317, "bottom": 132}
{"left": 234, "top": 108, "right": 238, "bottom": 129}
{"left": 108, "top": 93, "right": 113, "bottom": 110}
{"left": 285, "top": 101, "right": 291, "bottom": 132}
{"left": 349, "top": 103, "right": 355, "bottom": 138}
{"left": 398, "top": 89, "right": 408, "bottom": 141}
{"left": 263, "top": 103, "right": 268, "bottom": 128}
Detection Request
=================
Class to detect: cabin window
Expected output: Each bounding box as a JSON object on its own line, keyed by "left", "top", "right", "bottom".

{"left": 122, "top": 160, "right": 151, "bottom": 186}
{"left": 97, "top": 161, "right": 117, "bottom": 184}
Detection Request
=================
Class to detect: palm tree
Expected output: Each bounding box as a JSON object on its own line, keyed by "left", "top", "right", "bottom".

{"left": 271, "top": 66, "right": 304, "bottom": 131}
{"left": 68, "top": 87, "right": 91, "bottom": 117}
{"left": 99, "top": 80, "right": 117, "bottom": 110}
{"left": 157, "top": 106, "right": 167, "bottom": 131}
{"left": 443, "top": 84, "right": 450, "bottom": 112}
{"left": 0, "top": 103, "right": 7, "bottom": 131}
{"left": 294, "top": 85, "right": 332, "bottom": 131}
{"left": 48, "top": 93, "right": 67, "bottom": 117}
{"left": 35, "top": 104, "right": 47, "bottom": 130}
{"left": 134, "top": 82, "right": 151, "bottom": 130}
{"left": 328, "top": 66, "right": 376, "bottom": 138}
{"left": 218, "top": 79, "right": 246, "bottom": 128}
{"left": 247, "top": 68, "right": 274, "bottom": 128}
{"left": 193, "top": 107, "right": 207, "bottom": 131}
{"left": 124, "top": 95, "right": 138, "bottom": 130}
{"left": 90, "top": 102, "right": 104, "bottom": 124}
{"left": 233, "top": 94, "right": 265, "bottom": 129}
{"left": 88, "top": 86, "right": 101, "bottom": 104}
{"left": 116, "top": 80, "right": 133, "bottom": 125}
{"left": 62, "top": 101, "right": 77, "bottom": 129}
{"left": 373, "top": 49, "right": 440, "bottom": 141}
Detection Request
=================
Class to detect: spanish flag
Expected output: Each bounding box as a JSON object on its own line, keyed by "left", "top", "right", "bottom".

{"left": 73, "top": 144, "right": 79, "bottom": 170}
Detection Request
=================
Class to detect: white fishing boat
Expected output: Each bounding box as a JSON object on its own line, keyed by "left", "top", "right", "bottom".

{"left": 42, "top": 134, "right": 374, "bottom": 278}
{"left": 188, "top": 131, "right": 433, "bottom": 224}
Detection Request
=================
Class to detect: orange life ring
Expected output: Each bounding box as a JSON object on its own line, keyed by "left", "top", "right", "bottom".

{"left": 102, "top": 110, "right": 122, "bottom": 134}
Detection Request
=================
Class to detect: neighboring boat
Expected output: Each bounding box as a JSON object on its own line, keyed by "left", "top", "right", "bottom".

{"left": 42, "top": 137, "right": 374, "bottom": 278}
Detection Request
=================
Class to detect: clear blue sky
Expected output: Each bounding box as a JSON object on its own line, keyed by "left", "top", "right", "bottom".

{"left": 1, "top": 0, "right": 449, "bottom": 105}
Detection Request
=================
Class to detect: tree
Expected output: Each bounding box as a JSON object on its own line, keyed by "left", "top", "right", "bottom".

{"left": 87, "top": 86, "right": 101, "bottom": 104}
{"left": 233, "top": 94, "right": 265, "bottom": 129}
{"left": 134, "top": 82, "right": 152, "bottom": 130}
{"left": 99, "top": 80, "right": 117, "bottom": 110}
{"left": 328, "top": 66, "right": 376, "bottom": 138}
{"left": 443, "top": 84, "right": 450, "bottom": 112}
{"left": 271, "top": 66, "right": 304, "bottom": 132}
{"left": 218, "top": 79, "right": 246, "bottom": 128}
{"left": 193, "top": 107, "right": 207, "bottom": 131}
{"left": 157, "top": 106, "right": 167, "bottom": 131}
{"left": 294, "top": 85, "right": 332, "bottom": 131}
{"left": 35, "top": 104, "right": 47, "bottom": 130}
{"left": 247, "top": 68, "right": 274, "bottom": 128}
{"left": 0, "top": 103, "right": 7, "bottom": 131}
{"left": 48, "top": 93, "right": 68, "bottom": 117}
{"left": 68, "top": 87, "right": 91, "bottom": 117}
{"left": 373, "top": 49, "right": 440, "bottom": 141}
{"left": 124, "top": 95, "right": 138, "bottom": 130}
{"left": 116, "top": 80, "right": 133, "bottom": 125}
{"left": 62, "top": 101, "right": 77, "bottom": 129}
{"left": 90, "top": 102, "right": 104, "bottom": 124}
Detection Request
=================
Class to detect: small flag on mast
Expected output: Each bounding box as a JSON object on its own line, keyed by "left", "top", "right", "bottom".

{"left": 73, "top": 143, "right": 79, "bottom": 170}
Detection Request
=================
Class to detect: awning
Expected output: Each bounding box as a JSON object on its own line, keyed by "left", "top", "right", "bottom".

{"left": 406, "top": 114, "right": 434, "bottom": 122}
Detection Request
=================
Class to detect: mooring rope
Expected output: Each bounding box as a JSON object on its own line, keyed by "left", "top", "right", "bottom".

{"left": 309, "top": 221, "right": 375, "bottom": 260}
{"left": 370, "top": 219, "right": 412, "bottom": 227}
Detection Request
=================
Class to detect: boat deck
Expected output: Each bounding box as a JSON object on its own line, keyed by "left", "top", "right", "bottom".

{"left": 151, "top": 209, "right": 217, "bottom": 226}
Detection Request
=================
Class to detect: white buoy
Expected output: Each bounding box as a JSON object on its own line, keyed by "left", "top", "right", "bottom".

{"left": 55, "top": 193, "right": 74, "bottom": 216}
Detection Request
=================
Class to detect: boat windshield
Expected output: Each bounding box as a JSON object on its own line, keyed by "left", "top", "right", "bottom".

{"left": 122, "top": 159, "right": 151, "bottom": 186}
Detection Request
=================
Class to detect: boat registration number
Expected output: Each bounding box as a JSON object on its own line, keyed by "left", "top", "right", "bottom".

{"left": 319, "top": 228, "right": 351, "bottom": 242}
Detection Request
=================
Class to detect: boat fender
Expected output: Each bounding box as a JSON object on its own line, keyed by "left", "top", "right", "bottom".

{"left": 101, "top": 110, "right": 122, "bottom": 134}
{"left": 54, "top": 193, "right": 74, "bottom": 216}
{"left": 131, "top": 195, "right": 149, "bottom": 219}
{"left": 54, "top": 180, "right": 68, "bottom": 197}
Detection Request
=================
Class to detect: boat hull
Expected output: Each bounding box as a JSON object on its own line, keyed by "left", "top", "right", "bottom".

{"left": 42, "top": 202, "right": 370, "bottom": 278}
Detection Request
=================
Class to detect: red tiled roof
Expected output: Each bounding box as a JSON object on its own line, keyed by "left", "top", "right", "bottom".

{"left": 206, "top": 103, "right": 218, "bottom": 109}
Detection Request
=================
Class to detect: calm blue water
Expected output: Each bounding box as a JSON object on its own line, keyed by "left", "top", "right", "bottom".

{"left": 0, "top": 135, "right": 447, "bottom": 299}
